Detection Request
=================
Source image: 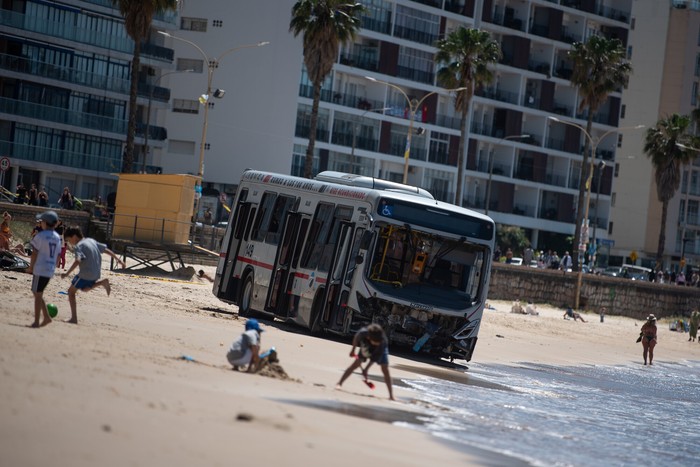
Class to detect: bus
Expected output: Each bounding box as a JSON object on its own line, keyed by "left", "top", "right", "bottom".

{"left": 213, "top": 170, "right": 495, "bottom": 362}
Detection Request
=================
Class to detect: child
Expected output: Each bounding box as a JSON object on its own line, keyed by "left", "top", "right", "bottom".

{"left": 60, "top": 226, "right": 125, "bottom": 324}
{"left": 227, "top": 319, "right": 265, "bottom": 372}
{"left": 336, "top": 323, "right": 395, "bottom": 400}
{"left": 27, "top": 211, "right": 62, "bottom": 327}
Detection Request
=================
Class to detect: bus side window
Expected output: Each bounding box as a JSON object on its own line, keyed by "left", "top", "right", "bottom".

{"left": 301, "top": 202, "right": 334, "bottom": 269}
{"left": 252, "top": 192, "right": 277, "bottom": 242}
{"left": 243, "top": 207, "right": 257, "bottom": 241}
{"left": 265, "top": 195, "right": 295, "bottom": 246}
{"left": 291, "top": 218, "right": 310, "bottom": 269}
{"left": 319, "top": 205, "right": 353, "bottom": 272}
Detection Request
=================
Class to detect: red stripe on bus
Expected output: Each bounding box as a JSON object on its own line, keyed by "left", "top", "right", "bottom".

{"left": 236, "top": 256, "right": 274, "bottom": 270}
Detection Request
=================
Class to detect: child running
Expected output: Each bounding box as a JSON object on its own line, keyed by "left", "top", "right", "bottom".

{"left": 61, "top": 226, "right": 125, "bottom": 324}
{"left": 27, "top": 211, "right": 62, "bottom": 327}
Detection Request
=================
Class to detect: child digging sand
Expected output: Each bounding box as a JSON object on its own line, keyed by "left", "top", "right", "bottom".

{"left": 61, "top": 226, "right": 125, "bottom": 324}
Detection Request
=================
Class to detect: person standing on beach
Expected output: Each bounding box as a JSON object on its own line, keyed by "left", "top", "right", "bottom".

{"left": 336, "top": 323, "right": 395, "bottom": 401}
{"left": 60, "top": 226, "right": 125, "bottom": 324}
{"left": 27, "top": 211, "right": 61, "bottom": 328}
{"left": 640, "top": 314, "right": 658, "bottom": 365}
{"left": 688, "top": 310, "right": 699, "bottom": 342}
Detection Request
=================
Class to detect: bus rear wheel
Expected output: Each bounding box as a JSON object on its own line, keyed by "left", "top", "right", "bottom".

{"left": 239, "top": 275, "right": 254, "bottom": 317}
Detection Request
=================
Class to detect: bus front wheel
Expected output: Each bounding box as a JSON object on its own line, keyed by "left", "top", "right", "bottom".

{"left": 239, "top": 275, "right": 254, "bottom": 317}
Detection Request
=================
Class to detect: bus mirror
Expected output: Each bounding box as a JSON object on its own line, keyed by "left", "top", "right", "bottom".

{"left": 360, "top": 230, "right": 373, "bottom": 249}
{"left": 355, "top": 255, "right": 364, "bottom": 265}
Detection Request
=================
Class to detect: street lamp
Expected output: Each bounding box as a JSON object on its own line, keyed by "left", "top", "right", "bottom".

{"left": 365, "top": 76, "right": 466, "bottom": 184}
{"left": 143, "top": 69, "right": 194, "bottom": 173}
{"left": 590, "top": 160, "right": 606, "bottom": 266}
{"left": 158, "top": 31, "right": 269, "bottom": 220}
{"left": 484, "top": 134, "right": 529, "bottom": 216}
{"left": 351, "top": 107, "right": 389, "bottom": 163}
{"left": 548, "top": 116, "right": 644, "bottom": 309}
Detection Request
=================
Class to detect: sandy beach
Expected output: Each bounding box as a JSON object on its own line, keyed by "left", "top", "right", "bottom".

{"left": 1, "top": 257, "right": 698, "bottom": 467}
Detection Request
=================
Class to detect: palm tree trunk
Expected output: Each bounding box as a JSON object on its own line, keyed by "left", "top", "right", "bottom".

{"left": 453, "top": 104, "right": 469, "bottom": 206}
{"left": 657, "top": 200, "right": 668, "bottom": 264}
{"left": 572, "top": 112, "right": 595, "bottom": 271}
{"left": 123, "top": 39, "right": 141, "bottom": 174}
{"left": 303, "top": 83, "right": 322, "bottom": 179}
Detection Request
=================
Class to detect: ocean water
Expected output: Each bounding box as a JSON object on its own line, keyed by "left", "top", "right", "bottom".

{"left": 401, "top": 360, "right": 700, "bottom": 466}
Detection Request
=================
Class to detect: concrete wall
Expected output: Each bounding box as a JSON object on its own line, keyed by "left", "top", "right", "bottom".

{"left": 0, "top": 202, "right": 90, "bottom": 234}
{"left": 489, "top": 263, "right": 700, "bottom": 320}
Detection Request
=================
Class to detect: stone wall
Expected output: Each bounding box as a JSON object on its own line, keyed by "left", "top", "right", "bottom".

{"left": 489, "top": 263, "right": 700, "bottom": 320}
{"left": 0, "top": 202, "right": 90, "bottom": 234}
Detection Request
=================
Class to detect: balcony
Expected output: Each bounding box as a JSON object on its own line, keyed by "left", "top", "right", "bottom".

{"left": 476, "top": 86, "right": 520, "bottom": 105}
{"left": 0, "top": 9, "right": 173, "bottom": 62}
{"left": 0, "top": 139, "right": 122, "bottom": 173}
{"left": 0, "top": 53, "right": 170, "bottom": 102}
{"left": 396, "top": 65, "right": 434, "bottom": 85}
{"left": 359, "top": 15, "right": 392, "bottom": 35}
{"left": 386, "top": 139, "right": 427, "bottom": 161}
{"left": 0, "top": 97, "right": 126, "bottom": 135}
{"left": 393, "top": 25, "right": 439, "bottom": 46}
{"left": 298, "top": 84, "right": 384, "bottom": 111}
{"left": 295, "top": 122, "right": 330, "bottom": 142}
{"left": 330, "top": 129, "right": 379, "bottom": 153}
{"left": 339, "top": 49, "right": 379, "bottom": 73}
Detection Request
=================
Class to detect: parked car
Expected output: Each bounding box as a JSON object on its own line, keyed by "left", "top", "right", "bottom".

{"left": 509, "top": 257, "right": 523, "bottom": 265}
{"left": 601, "top": 266, "right": 623, "bottom": 277}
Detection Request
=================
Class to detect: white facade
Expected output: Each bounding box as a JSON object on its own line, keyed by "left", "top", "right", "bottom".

{"left": 158, "top": 0, "right": 300, "bottom": 186}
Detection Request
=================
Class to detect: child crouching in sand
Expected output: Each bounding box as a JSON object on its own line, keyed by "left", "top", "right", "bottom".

{"left": 61, "top": 226, "right": 125, "bottom": 324}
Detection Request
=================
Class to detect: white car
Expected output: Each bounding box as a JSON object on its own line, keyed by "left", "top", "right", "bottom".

{"left": 509, "top": 257, "right": 523, "bottom": 265}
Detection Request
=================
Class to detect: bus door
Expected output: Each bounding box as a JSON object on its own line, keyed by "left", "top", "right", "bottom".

{"left": 217, "top": 201, "right": 253, "bottom": 302}
{"left": 265, "top": 212, "right": 310, "bottom": 317}
{"left": 315, "top": 221, "right": 355, "bottom": 332}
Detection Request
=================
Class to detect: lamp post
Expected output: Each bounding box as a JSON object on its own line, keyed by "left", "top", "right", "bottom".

{"left": 484, "top": 134, "right": 529, "bottom": 216}
{"left": 365, "top": 76, "right": 466, "bottom": 184}
{"left": 351, "top": 107, "right": 389, "bottom": 163}
{"left": 158, "top": 31, "right": 269, "bottom": 220}
{"left": 590, "top": 160, "right": 606, "bottom": 267}
{"left": 143, "top": 69, "right": 193, "bottom": 173}
{"left": 548, "top": 116, "right": 644, "bottom": 309}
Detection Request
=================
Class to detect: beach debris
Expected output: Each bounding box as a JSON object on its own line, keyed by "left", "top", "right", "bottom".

{"left": 236, "top": 413, "right": 254, "bottom": 422}
{"left": 496, "top": 334, "right": 505, "bottom": 338}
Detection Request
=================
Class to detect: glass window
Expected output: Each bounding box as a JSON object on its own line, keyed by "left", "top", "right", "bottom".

{"left": 252, "top": 192, "right": 277, "bottom": 242}
{"left": 172, "top": 99, "right": 199, "bottom": 114}
{"left": 177, "top": 58, "right": 204, "bottom": 73}
{"left": 181, "top": 17, "right": 207, "bottom": 32}
{"left": 301, "top": 203, "right": 335, "bottom": 269}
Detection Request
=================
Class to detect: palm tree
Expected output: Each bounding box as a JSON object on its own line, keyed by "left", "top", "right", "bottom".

{"left": 112, "top": 0, "right": 178, "bottom": 173}
{"left": 435, "top": 27, "right": 501, "bottom": 207}
{"left": 290, "top": 0, "right": 364, "bottom": 179}
{"left": 569, "top": 35, "right": 631, "bottom": 270}
{"left": 643, "top": 114, "right": 696, "bottom": 264}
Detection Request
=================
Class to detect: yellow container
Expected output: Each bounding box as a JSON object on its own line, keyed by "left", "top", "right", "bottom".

{"left": 112, "top": 174, "right": 198, "bottom": 244}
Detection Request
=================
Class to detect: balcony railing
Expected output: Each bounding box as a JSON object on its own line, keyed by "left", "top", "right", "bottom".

{"left": 0, "top": 97, "right": 167, "bottom": 139}
{"left": 476, "top": 86, "right": 520, "bottom": 105}
{"left": 396, "top": 65, "right": 434, "bottom": 85}
{"left": 0, "top": 9, "right": 173, "bottom": 61}
{"left": 330, "top": 129, "right": 379, "bottom": 153}
{"left": 0, "top": 53, "right": 169, "bottom": 102}
{"left": 339, "top": 50, "right": 379, "bottom": 72}
{"left": 393, "top": 25, "right": 439, "bottom": 46}
{"left": 359, "top": 15, "right": 392, "bottom": 35}
{"left": 387, "top": 140, "right": 427, "bottom": 161}
{"left": 295, "top": 122, "right": 330, "bottom": 142}
{"left": 0, "top": 139, "right": 122, "bottom": 173}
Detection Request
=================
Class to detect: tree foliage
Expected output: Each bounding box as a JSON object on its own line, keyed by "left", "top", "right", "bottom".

{"left": 568, "top": 35, "right": 631, "bottom": 269}
{"left": 290, "top": 0, "right": 364, "bottom": 178}
{"left": 112, "top": 0, "right": 179, "bottom": 173}
{"left": 496, "top": 224, "right": 530, "bottom": 255}
{"left": 435, "top": 28, "right": 501, "bottom": 206}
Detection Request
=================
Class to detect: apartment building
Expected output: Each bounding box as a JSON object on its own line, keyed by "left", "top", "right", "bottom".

{"left": 610, "top": 0, "right": 700, "bottom": 271}
{"left": 163, "top": 0, "right": 634, "bottom": 249}
{"left": 0, "top": 0, "right": 178, "bottom": 203}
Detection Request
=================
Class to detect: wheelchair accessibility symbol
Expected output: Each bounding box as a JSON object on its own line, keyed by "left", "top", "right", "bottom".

{"left": 380, "top": 203, "right": 393, "bottom": 216}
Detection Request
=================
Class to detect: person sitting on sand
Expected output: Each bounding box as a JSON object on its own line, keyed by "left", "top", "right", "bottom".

{"left": 336, "top": 323, "right": 395, "bottom": 401}
{"left": 61, "top": 226, "right": 125, "bottom": 324}
{"left": 563, "top": 307, "right": 587, "bottom": 322}
{"left": 227, "top": 319, "right": 265, "bottom": 373}
{"left": 198, "top": 269, "right": 214, "bottom": 283}
{"left": 0, "top": 211, "right": 29, "bottom": 256}
{"left": 639, "top": 314, "right": 658, "bottom": 365}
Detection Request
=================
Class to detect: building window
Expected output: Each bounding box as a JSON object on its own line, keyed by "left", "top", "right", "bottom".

{"left": 696, "top": 53, "right": 700, "bottom": 76}
{"left": 608, "top": 221, "right": 613, "bottom": 235}
{"left": 213, "top": 20, "right": 223, "bottom": 27}
{"left": 631, "top": 17, "right": 635, "bottom": 30}
{"left": 205, "top": 143, "right": 211, "bottom": 150}
{"left": 177, "top": 58, "right": 204, "bottom": 73}
{"left": 173, "top": 99, "right": 199, "bottom": 114}
{"left": 626, "top": 45, "right": 633, "bottom": 60}
{"left": 692, "top": 82, "right": 699, "bottom": 106}
{"left": 181, "top": 17, "right": 207, "bottom": 32}
{"left": 620, "top": 104, "right": 626, "bottom": 119}
{"left": 428, "top": 131, "right": 450, "bottom": 165}
{"left": 617, "top": 134, "right": 623, "bottom": 148}
{"left": 611, "top": 192, "right": 616, "bottom": 207}
{"left": 169, "top": 139, "right": 195, "bottom": 155}
{"left": 614, "top": 163, "right": 620, "bottom": 177}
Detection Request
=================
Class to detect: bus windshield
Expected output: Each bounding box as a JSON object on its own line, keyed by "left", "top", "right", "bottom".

{"left": 366, "top": 223, "right": 488, "bottom": 311}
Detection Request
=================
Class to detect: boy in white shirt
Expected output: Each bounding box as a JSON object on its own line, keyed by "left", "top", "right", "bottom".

{"left": 27, "top": 211, "right": 61, "bottom": 328}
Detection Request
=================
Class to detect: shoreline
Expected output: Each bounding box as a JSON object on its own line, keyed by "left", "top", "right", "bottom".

{"left": 1, "top": 261, "right": 699, "bottom": 466}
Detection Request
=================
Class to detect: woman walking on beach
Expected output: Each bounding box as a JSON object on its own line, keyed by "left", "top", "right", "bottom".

{"left": 640, "top": 314, "right": 658, "bottom": 365}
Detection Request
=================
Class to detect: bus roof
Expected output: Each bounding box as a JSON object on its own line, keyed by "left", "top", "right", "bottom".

{"left": 240, "top": 169, "right": 493, "bottom": 225}
{"left": 314, "top": 171, "right": 434, "bottom": 199}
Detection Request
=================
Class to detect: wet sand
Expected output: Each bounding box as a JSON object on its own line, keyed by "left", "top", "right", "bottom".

{"left": 1, "top": 259, "right": 697, "bottom": 466}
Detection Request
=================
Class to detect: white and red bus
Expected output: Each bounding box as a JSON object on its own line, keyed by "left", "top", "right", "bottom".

{"left": 213, "top": 170, "right": 495, "bottom": 362}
